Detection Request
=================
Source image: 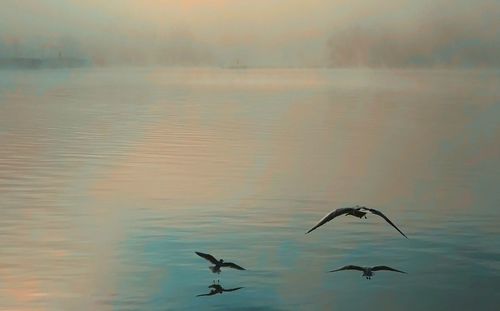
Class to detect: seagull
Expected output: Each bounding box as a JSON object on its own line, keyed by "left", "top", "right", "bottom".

{"left": 196, "top": 283, "right": 244, "bottom": 297}
{"left": 195, "top": 252, "right": 246, "bottom": 274}
{"left": 305, "top": 205, "right": 408, "bottom": 238}
{"left": 329, "top": 265, "right": 406, "bottom": 279}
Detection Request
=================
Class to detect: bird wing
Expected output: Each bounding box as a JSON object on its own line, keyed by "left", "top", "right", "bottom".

{"left": 221, "top": 262, "right": 246, "bottom": 270}
{"left": 372, "top": 266, "right": 406, "bottom": 273}
{"left": 363, "top": 208, "right": 408, "bottom": 238}
{"left": 195, "top": 252, "right": 219, "bottom": 264}
{"left": 197, "top": 291, "right": 217, "bottom": 297}
{"left": 329, "top": 265, "right": 365, "bottom": 272}
{"left": 223, "top": 287, "right": 244, "bottom": 292}
{"left": 306, "top": 208, "right": 349, "bottom": 234}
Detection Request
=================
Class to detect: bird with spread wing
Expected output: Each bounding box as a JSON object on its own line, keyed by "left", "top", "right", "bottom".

{"left": 306, "top": 205, "right": 408, "bottom": 238}
{"left": 330, "top": 265, "right": 406, "bottom": 279}
{"left": 195, "top": 251, "right": 246, "bottom": 274}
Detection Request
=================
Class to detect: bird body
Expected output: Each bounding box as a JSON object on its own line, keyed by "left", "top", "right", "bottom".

{"left": 330, "top": 265, "right": 406, "bottom": 279}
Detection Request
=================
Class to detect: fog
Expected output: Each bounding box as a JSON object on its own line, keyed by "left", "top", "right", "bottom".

{"left": 1, "top": 0, "right": 498, "bottom": 67}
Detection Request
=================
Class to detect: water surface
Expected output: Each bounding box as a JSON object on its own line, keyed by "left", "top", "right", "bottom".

{"left": 1, "top": 68, "right": 499, "bottom": 310}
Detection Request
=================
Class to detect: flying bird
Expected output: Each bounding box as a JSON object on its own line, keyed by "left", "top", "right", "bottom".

{"left": 329, "top": 265, "right": 406, "bottom": 279}
{"left": 305, "top": 205, "right": 408, "bottom": 238}
{"left": 195, "top": 251, "right": 246, "bottom": 274}
{"left": 196, "top": 283, "right": 244, "bottom": 297}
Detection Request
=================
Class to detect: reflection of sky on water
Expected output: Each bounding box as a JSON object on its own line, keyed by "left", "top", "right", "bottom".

{"left": 0, "top": 68, "right": 499, "bottom": 310}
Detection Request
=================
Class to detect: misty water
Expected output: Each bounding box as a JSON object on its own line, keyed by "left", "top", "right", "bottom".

{"left": 0, "top": 67, "right": 499, "bottom": 310}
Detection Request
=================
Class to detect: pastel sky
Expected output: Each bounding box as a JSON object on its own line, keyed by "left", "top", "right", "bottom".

{"left": 1, "top": 0, "right": 499, "bottom": 66}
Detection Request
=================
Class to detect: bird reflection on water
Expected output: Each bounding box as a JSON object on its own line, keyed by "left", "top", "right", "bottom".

{"left": 196, "top": 281, "right": 244, "bottom": 297}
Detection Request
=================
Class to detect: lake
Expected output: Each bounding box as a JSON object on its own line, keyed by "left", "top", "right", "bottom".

{"left": 0, "top": 67, "right": 499, "bottom": 310}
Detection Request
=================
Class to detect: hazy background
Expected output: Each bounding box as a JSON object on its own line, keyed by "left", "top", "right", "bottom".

{"left": 1, "top": 0, "right": 499, "bottom": 67}
{"left": 1, "top": 1, "right": 500, "bottom": 310}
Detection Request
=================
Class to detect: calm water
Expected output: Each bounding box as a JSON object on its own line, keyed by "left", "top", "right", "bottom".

{"left": 0, "top": 68, "right": 499, "bottom": 310}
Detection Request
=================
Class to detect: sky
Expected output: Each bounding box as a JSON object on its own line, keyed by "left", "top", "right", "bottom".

{"left": 0, "top": 0, "right": 499, "bottom": 67}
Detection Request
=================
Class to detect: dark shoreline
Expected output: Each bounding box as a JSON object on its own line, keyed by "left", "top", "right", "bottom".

{"left": 0, "top": 57, "right": 89, "bottom": 69}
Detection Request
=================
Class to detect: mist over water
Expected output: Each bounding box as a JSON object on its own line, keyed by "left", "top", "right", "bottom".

{"left": 1, "top": 1, "right": 500, "bottom": 310}
{"left": 0, "top": 67, "right": 499, "bottom": 310}
{"left": 1, "top": 1, "right": 499, "bottom": 67}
